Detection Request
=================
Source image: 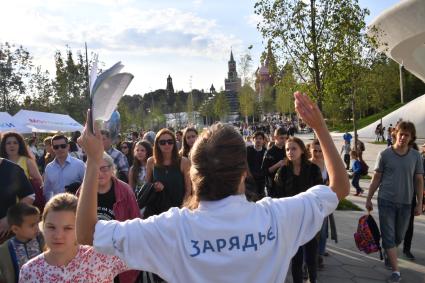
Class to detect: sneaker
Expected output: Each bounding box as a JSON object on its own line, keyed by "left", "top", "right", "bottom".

{"left": 387, "top": 272, "right": 401, "bottom": 283}
{"left": 403, "top": 250, "right": 415, "bottom": 261}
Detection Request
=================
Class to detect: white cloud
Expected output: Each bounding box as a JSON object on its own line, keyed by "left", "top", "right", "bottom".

{"left": 0, "top": 3, "right": 241, "bottom": 59}
{"left": 0, "top": 1, "right": 247, "bottom": 94}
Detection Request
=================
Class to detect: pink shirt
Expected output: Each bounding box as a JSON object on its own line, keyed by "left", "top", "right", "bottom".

{"left": 19, "top": 245, "right": 128, "bottom": 283}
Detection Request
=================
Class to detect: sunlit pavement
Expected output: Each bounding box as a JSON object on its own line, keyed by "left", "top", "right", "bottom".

{"left": 282, "top": 133, "right": 425, "bottom": 282}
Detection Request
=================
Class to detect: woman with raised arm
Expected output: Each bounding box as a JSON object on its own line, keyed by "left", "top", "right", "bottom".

{"left": 76, "top": 92, "right": 349, "bottom": 283}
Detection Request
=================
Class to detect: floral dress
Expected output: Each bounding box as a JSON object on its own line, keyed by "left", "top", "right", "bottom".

{"left": 19, "top": 245, "right": 128, "bottom": 283}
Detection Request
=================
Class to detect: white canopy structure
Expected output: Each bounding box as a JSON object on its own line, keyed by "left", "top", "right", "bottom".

{"left": 358, "top": 0, "right": 425, "bottom": 138}
{"left": 13, "top": 110, "right": 83, "bottom": 133}
{"left": 0, "top": 112, "right": 32, "bottom": 134}
{"left": 368, "top": 0, "right": 425, "bottom": 82}
{"left": 357, "top": 94, "right": 425, "bottom": 138}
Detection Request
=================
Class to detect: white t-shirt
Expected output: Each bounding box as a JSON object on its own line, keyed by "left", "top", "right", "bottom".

{"left": 94, "top": 185, "right": 338, "bottom": 283}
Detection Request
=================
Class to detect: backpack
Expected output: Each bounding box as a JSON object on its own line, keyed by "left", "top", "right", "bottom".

{"left": 354, "top": 214, "right": 383, "bottom": 259}
{"left": 360, "top": 160, "right": 369, "bottom": 176}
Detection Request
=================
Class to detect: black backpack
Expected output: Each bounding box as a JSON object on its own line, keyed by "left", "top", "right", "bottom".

{"left": 360, "top": 160, "right": 369, "bottom": 176}
{"left": 135, "top": 183, "right": 157, "bottom": 210}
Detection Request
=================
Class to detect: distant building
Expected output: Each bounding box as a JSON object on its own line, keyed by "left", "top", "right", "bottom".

{"left": 166, "top": 74, "right": 174, "bottom": 95}
{"left": 222, "top": 50, "right": 241, "bottom": 121}
{"left": 256, "top": 62, "right": 273, "bottom": 99}
{"left": 224, "top": 50, "right": 241, "bottom": 92}
{"left": 255, "top": 42, "right": 276, "bottom": 100}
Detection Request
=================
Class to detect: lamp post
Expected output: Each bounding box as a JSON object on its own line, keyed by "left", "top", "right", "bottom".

{"left": 399, "top": 63, "right": 404, "bottom": 104}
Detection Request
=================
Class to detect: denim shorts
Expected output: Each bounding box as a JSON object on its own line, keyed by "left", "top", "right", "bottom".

{"left": 378, "top": 198, "right": 411, "bottom": 249}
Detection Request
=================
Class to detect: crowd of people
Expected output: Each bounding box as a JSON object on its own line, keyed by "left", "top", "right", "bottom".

{"left": 0, "top": 92, "right": 423, "bottom": 283}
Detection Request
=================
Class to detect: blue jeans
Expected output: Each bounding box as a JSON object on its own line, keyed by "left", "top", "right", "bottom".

{"left": 351, "top": 173, "right": 362, "bottom": 193}
{"left": 378, "top": 198, "right": 411, "bottom": 249}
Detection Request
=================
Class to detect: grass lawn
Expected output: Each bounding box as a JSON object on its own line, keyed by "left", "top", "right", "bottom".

{"left": 369, "top": 141, "right": 387, "bottom": 145}
{"left": 337, "top": 199, "right": 363, "bottom": 211}
{"left": 331, "top": 103, "right": 403, "bottom": 132}
{"left": 360, "top": 174, "right": 372, "bottom": 180}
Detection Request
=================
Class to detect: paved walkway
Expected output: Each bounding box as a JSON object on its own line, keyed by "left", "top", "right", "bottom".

{"left": 283, "top": 134, "right": 425, "bottom": 283}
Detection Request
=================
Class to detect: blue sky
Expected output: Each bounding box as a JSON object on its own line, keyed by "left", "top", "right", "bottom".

{"left": 0, "top": 0, "right": 401, "bottom": 96}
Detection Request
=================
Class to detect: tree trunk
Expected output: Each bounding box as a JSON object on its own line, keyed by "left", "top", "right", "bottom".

{"left": 310, "top": 0, "right": 323, "bottom": 111}
{"left": 352, "top": 88, "right": 357, "bottom": 147}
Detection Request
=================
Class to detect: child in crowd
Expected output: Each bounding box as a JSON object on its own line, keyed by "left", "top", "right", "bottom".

{"left": 19, "top": 193, "right": 129, "bottom": 283}
{"left": 0, "top": 203, "right": 43, "bottom": 283}
{"left": 350, "top": 150, "right": 363, "bottom": 196}
{"left": 340, "top": 140, "right": 351, "bottom": 170}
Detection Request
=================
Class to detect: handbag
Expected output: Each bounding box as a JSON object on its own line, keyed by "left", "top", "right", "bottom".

{"left": 135, "top": 182, "right": 157, "bottom": 209}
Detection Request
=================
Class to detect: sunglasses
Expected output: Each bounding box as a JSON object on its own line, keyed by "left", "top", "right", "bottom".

{"left": 53, "top": 144, "right": 67, "bottom": 150}
{"left": 121, "top": 146, "right": 128, "bottom": 149}
{"left": 158, "top": 139, "right": 174, "bottom": 146}
{"left": 99, "top": 165, "right": 112, "bottom": 172}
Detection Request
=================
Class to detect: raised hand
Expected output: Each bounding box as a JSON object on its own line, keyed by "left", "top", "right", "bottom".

{"left": 294, "top": 91, "right": 326, "bottom": 131}
{"left": 78, "top": 109, "right": 104, "bottom": 163}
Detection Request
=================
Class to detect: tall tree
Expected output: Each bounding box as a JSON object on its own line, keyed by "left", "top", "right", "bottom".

{"left": 0, "top": 42, "right": 33, "bottom": 112}
{"left": 255, "top": 0, "right": 369, "bottom": 111}
{"left": 275, "top": 63, "right": 298, "bottom": 114}
{"left": 322, "top": 3, "right": 370, "bottom": 138}
{"left": 239, "top": 84, "right": 256, "bottom": 123}
{"left": 53, "top": 48, "right": 89, "bottom": 122}
{"left": 214, "top": 92, "right": 230, "bottom": 121}
{"left": 239, "top": 47, "right": 254, "bottom": 86}
{"left": 28, "top": 66, "right": 54, "bottom": 111}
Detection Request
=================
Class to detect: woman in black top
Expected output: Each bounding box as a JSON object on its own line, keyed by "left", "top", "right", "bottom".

{"left": 273, "top": 136, "right": 322, "bottom": 283}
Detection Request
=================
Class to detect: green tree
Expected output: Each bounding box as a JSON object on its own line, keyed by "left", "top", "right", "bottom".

{"left": 239, "top": 84, "right": 256, "bottom": 123}
{"left": 239, "top": 48, "right": 254, "bottom": 85}
{"left": 53, "top": 48, "right": 89, "bottom": 122}
{"left": 0, "top": 42, "right": 33, "bottom": 112}
{"left": 214, "top": 92, "right": 230, "bottom": 121}
{"left": 322, "top": 4, "right": 370, "bottom": 137}
{"left": 28, "top": 66, "right": 54, "bottom": 111}
{"left": 255, "top": 0, "right": 369, "bottom": 111}
{"left": 275, "top": 63, "right": 297, "bottom": 114}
